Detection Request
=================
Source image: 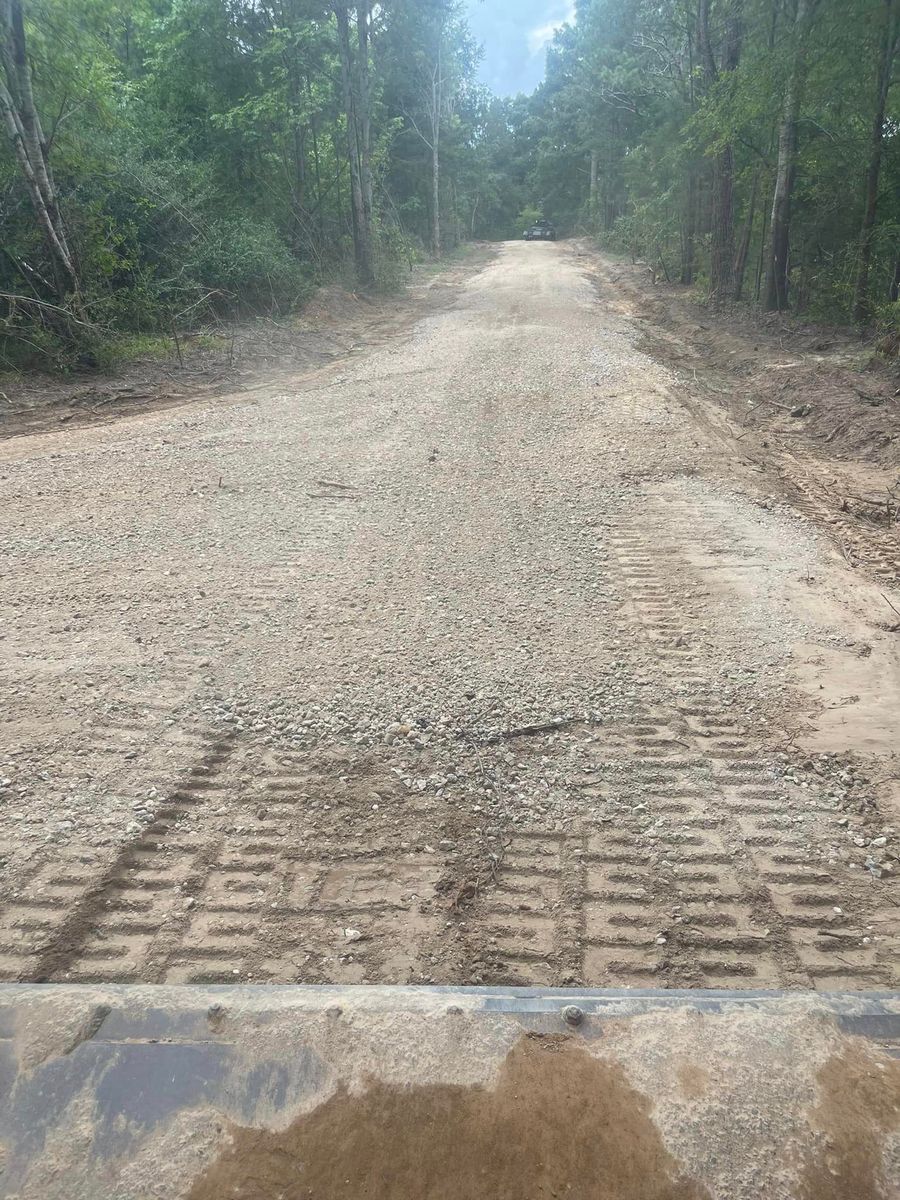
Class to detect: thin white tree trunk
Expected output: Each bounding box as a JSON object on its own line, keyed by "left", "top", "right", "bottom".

{"left": 589, "top": 149, "right": 599, "bottom": 224}
{"left": 0, "top": 0, "right": 78, "bottom": 300}
{"left": 431, "top": 57, "right": 441, "bottom": 257}
{"left": 356, "top": 1, "right": 374, "bottom": 225}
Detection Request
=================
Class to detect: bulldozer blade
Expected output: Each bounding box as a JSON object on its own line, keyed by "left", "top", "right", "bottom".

{"left": 2, "top": 983, "right": 899, "bottom": 1198}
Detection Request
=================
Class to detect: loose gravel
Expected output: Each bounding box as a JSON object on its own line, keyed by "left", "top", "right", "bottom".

{"left": 0, "top": 241, "right": 897, "bottom": 990}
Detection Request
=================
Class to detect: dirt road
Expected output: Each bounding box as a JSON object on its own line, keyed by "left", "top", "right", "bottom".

{"left": 1, "top": 241, "right": 898, "bottom": 990}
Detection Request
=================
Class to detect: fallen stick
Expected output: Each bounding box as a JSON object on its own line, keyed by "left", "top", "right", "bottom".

{"left": 749, "top": 396, "right": 793, "bottom": 413}
{"left": 881, "top": 593, "right": 900, "bottom": 619}
{"left": 482, "top": 718, "right": 582, "bottom": 744}
{"left": 316, "top": 479, "right": 358, "bottom": 490}
{"left": 836, "top": 489, "right": 890, "bottom": 505}
{"left": 450, "top": 840, "right": 509, "bottom": 913}
{"left": 305, "top": 492, "right": 361, "bottom": 500}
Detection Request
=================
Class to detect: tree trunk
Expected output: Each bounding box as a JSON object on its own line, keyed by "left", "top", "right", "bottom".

{"left": 401, "top": 13, "right": 446, "bottom": 258}
{"left": 763, "top": 91, "right": 798, "bottom": 310}
{"left": 763, "top": 0, "right": 817, "bottom": 311}
{"left": 853, "top": 0, "right": 898, "bottom": 322}
{"left": 699, "top": 0, "right": 742, "bottom": 302}
{"left": 755, "top": 178, "right": 771, "bottom": 302}
{"left": 334, "top": 4, "right": 374, "bottom": 287}
{"left": 733, "top": 172, "right": 759, "bottom": 300}
{"left": 281, "top": 1, "right": 309, "bottom": 250}
{"left": 430, "top": 54, "right": 441, "bottom": 258}
{"left": 356, "top": 1, "right": 374, "bottom": 226}
{"left": 0, "top": 0, "right": 79, "bottom": 304}
{"left": 890, "top": 252, "right": 900, "bottom": 302}
{"left": 710, "top": 147, "right": 736, "bottom": 299}
{"left": 681, "top": 169, "right": 697, "bottom": 284}
{"left": 449, "top": 175, "right": 461, "bottom": 247}
{"left": 589, "top": 148, "right": 599, "bottom": 226}
{"left": 307, "top": 76, "right": 327, "bottom": 249}
{"left": 431, "top": 132, "right": 440, "bottom": 256}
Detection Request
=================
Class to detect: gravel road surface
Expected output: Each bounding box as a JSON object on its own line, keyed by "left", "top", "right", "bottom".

{"left": 1, "top": 240, "right": 898, "bottom": 989}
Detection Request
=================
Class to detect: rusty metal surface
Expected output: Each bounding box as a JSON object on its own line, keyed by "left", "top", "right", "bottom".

{"left": 1, "top": 984, "right": 900, "bottom": 1199}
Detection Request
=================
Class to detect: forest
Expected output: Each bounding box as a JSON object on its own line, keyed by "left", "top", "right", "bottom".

{"left": 1, "top": 0, "right": 898, "bottom": 369}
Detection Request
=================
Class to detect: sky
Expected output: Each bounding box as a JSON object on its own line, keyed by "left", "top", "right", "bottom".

{"left": 464, "top": 0, "right": 576, "bottom": 97}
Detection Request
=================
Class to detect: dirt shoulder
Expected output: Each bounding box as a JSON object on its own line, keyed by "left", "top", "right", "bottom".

{"left": 576, "top": 245, "right": 900, "bottom": 601}
{"left": 0, "top": 245, "right": 497, "bottom": 441}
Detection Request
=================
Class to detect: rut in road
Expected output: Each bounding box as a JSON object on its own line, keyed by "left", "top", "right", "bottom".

{"left": 0, "top": 241, "right": 897, "bottom": 990}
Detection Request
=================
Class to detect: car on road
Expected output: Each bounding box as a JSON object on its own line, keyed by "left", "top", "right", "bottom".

{"left": 523, "top": 220, "right": 556, "bottom": 241}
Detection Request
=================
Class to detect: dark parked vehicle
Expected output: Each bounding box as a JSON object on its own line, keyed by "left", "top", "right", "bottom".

{"left": 523, "top": 220, "right": 556, "bottom": 241}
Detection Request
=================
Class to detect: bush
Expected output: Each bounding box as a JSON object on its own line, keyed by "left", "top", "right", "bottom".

{"left": 515, "top": 206, "right": 544, "bottom": 235}
{"left": 184, "top": 215, "right": 312, "bottom": 314}
{"left": 373, "top": 224, "right": 419, "bottom": 292}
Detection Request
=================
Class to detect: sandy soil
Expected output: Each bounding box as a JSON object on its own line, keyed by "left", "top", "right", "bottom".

{"left": 0, "top": 240, "right": 898, "bottom": 991}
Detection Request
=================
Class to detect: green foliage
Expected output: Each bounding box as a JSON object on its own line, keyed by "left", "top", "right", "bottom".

{"left": 184, "top": 216, "right": 311, "bottom": 312}
{"left": 3, "top": 0, "right": 896, "bottom": 372}
{"left": 515, "top": 0, "right": 900, "bottom": 318}
{"left": 371, "top": 225, "right": 419, "bottom": 292}
{"left": 0, "top": 0, "right": 486, "bottom": 367}
{"left": 874, "top": 299, "right": 900, "bottom": 336}
{"left": 516, "top": 205, "right": 543, "bottom": 231}
{"left": 90, "top": 333, "right": 175, "bottom": 370}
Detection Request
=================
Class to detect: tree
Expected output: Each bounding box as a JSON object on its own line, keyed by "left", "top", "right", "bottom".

{"left": 853, "top": 0, "right": 899, "bottom": 320}
{"left": 763, "top": 0, "right": 819, "bottom": 312}
{"left": 0, "top": 0, "right": 78, "bottom": 305}
{"left": 335, "top": 3, "right": 374, "bottom": 285}
{"left": 3, "top": 0, "right": 898, "bottom": 366}
{"left": 386, "top": 0, "right": 463, "bottom": 258}
{"left": 698, "top": 0, "right": 744, "bottom": 300}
